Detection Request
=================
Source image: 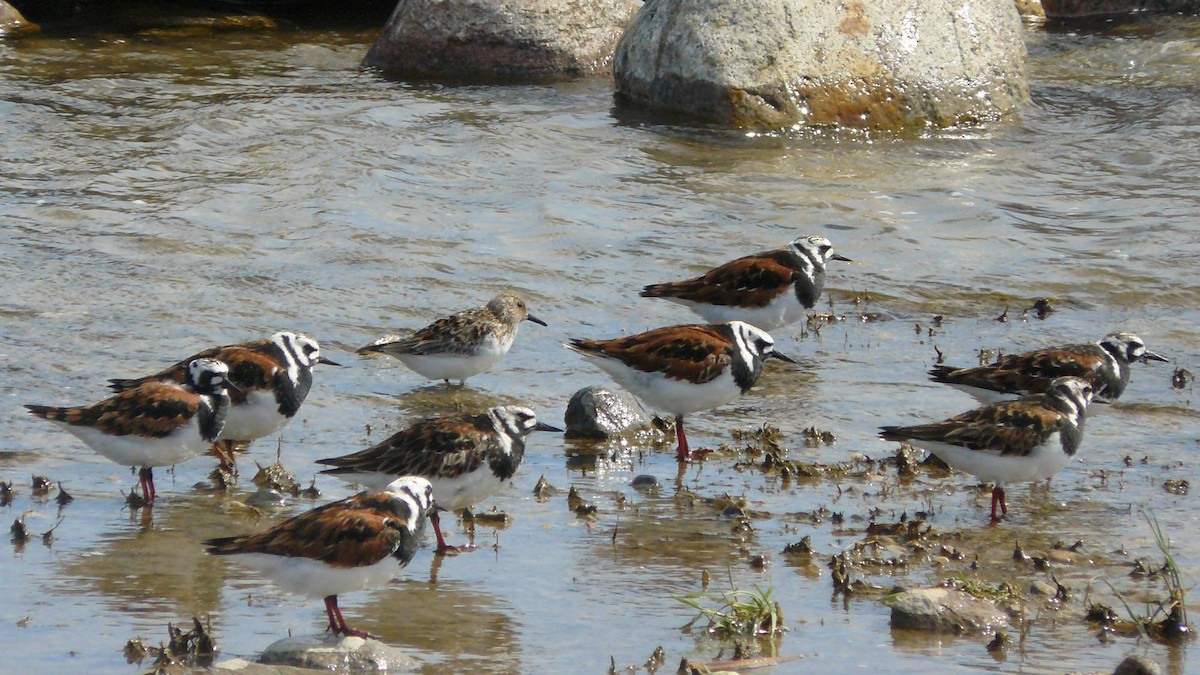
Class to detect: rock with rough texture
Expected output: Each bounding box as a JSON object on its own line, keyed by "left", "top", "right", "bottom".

{"left": 256, "top": 635, "right": 419, "bottom": 673}
{"left": 0, "top": 0, "right": 38, "bottom": 36}
{"left": 1013, "top": 0, "right": 1045, "bottom": 18}
{"left": 1041, "top": 0, "right": 1197, "bottom": 18}
{"left": 565, "top": 386, "right": 659, "bottom": 439}
{"left": 363, "top": 0, "right": 641, "bottom": 81}
{"left": 614, "top": 0, "right": 1028, "bottom": 131}
{"left": 213, "top": 658, "right": 325, "bottom": 674}
{"left": 1113, "top": 655, "right": 1161, "bottom": 675}
{"left": 889, "top": 588, "right": 1010, "bottom": 634}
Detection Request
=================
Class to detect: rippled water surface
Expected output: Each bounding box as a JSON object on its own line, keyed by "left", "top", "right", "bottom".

{"left": 2, "top": 10, "right": 1200, "bottom": 674}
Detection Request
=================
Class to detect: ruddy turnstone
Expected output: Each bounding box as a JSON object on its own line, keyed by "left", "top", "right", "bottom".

{"left": 929, "top": 332, "right": 1167, "bottom": 405}
{"left": 315, "top": 405, "right": 560, "bottom": 552}
{"left": 880, "top": 376, "right": 1095, "bottom": 520}
{"left": 107, "top": 331, "right": 339, "bottom": 470}
{"left": 640, "top": 235, "right": 851, "bottom": 331}
{"left": 565, "top": 321, "right": 794, "bottom": 461}
{"left": 26, "top": 358, "right": 237, "bottom": 501}
{"left": 204, "top": 476, "right": 434, "bottom": 639}
{"left": 358, "top": 292, "right": 546, "bottom": 385}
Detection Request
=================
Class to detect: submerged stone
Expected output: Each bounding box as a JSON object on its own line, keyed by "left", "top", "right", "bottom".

{"left": 564, "top": 386, "right": 658, "bottom": 439}
{"left": 256, "top": 634, "right": 420, "bottom": 672}
{"left": 889, "top": 588, "right": 1010, "bottom": 634}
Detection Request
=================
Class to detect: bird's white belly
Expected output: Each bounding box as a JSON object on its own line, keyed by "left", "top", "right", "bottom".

{"left": 588, "top": 357, "right": 743, "bottom": 415}
{"left": 398, "top": 335, "right": 511, "bottom": 381}
{"left": 223, "top": 390, "right": 287, "bottom": 441}
{"left": 674, "top": 292, "right": 801, "bottom": 333}
{"left": 328, "top": 470, "right": 507, "bottom": 513}
{"left": 56, "top": 418, "right": 210, "bottom": 467}
{"left": 919, "top": 434, "right": 1073, "bottom": 485}
{"left": 223, "top": 552, "right": 404, "bottom": 599}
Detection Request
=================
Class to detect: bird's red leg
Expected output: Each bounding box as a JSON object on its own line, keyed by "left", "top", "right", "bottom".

{"left": 138, "top": 467, "right": 156, "bottom": 502}
{"left": 990, "top": 486, "right": 1007, "bottom": 521}
{"left": 430, "top": 510, "right": 461, "bottom": 555}
{"left": 323, "top": 596, "right": 340, "bottom": 634}
{"left": 674, "top": 416, "right": 711, "bottom": 462}
{"left": 326, "top": 595, "right": 374, "bottom": 639}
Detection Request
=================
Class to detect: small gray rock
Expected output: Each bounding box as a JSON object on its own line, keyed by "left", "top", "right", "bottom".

{"left": 258, "top": 634, "right": 419, "bottom": 673}
{"left": 889, "top": 588, "right": 1010, "bottom": 634}
{"left": 1113, "top": 654, "right": 1161, "bottom": 675}
{"left": 1029, "top": 580, "right": 1057, "bottom": 597}
{"left": 564, "top": 386, "right": 657, "bottom": 439}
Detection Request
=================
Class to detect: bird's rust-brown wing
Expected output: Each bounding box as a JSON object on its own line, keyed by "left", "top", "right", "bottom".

{"left": 108, "top": 341, "right": 278, "bottom": 405}
{"left": 881, "top": 396, "right": 1064, "bottom": 458}
{"left": 641, "top": 250, "right": 797, "bottom": 308}
{"left": 317, "top": 414, "right": 491, "bottom": 479}
{"left": 203, "top": 492, "right": 405, "bottom": 569}
{"left": 569, "top": 324, "right": 733, "bottom": 385}
{"left": 26, "top": 381, "right": 202, "bottom": 439}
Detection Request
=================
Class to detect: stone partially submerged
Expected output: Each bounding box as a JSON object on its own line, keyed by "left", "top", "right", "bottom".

{"left": 614, "top": 0, "right": 1028, "bottom": 131}
{"left": 0, "top": 0, "right": 37, "bottom": 37}
{"left": 889, "top": 588, "right": 1011, "bottom": 634}
{"left": 363, "top": 0, "right": 642, "bottom": 81}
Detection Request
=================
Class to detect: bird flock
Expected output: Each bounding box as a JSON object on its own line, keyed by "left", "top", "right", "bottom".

{"left": 22, "top": 234, "right": 1169, "bottom": 639}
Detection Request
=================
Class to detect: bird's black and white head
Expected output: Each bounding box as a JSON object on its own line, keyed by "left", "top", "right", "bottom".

{"left": 273, "top": 331, "right": 339, "bottom": 382}
{"left": 384, "top": 476, "right": 435, "bottom": 533}
{"left": 1047, "top": 377, "right": 1094, "bottom": 419}
{"left": 487, "top": 405, "right": 563, "bottom": 444}
{"left": 187, "top": 358, "right": 236, "bottom": 395}
{"left": 727, "top": 321, "right": 796, "bottom": 368}
{"left": 1100, "top": 332, "right": 1167, "bottom": 365}
{"left": 787, "top": 235, "right": 851, "bottom": 270}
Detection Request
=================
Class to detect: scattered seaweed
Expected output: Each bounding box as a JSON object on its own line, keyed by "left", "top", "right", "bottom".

{"left": 124, "top": 617, "right": 217, "bottom": 669}
{"left": 251, "top": 459, "right": 300, "bottom": 497}
{"left": 54, "top": 482, "right": 74, "bottom": 507}
{"left": 30, "top": 475, "right": 52, "bottom": 498}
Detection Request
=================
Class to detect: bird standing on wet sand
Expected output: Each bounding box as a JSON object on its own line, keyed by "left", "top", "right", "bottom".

{"left": 928, "top": 331, "right": 1166, "bottom": 406}
{"left": 203, "top": 476, "right": 435, "bottom": 639}
{"left": 880, "top": 377, "right": 1095, "bottom": 521}
{"left": 640, "top": 235, "right": 851, "bottom": 332}
{"left": 565, "top": 321, "right": 794, "bottom": 461}
{"left": 26, "top": 358, "right": 238, "bottom": 502}
{"left": 315, "top": 405, "right": 561, "bottom": 553}
{"left": 358, "top": 291, "right": 546, "bottom": 385}
{"left": 107, "top": 331, "right": 339, "bottom": 472}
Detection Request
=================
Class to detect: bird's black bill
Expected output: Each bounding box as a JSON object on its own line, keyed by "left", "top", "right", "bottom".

{"left": 224, "top": 380, "right": 244, "bottom": 394}
{"left": 527, "top": 314, "right": 548, "bottom": 327}
{"left": 535, "top": 422, "right": 564, "bottom": 433}
{"left": 768, "top": 351, "right": 798, "bottom": 364}
{"left": 831, "top": 253, "right": 852, "bottom": 262}
{"left": 1142, "top": 351, "right": 1169, "bottom": 363}
{"left": 318, "top": 357, "right": 343, "bottom": 367}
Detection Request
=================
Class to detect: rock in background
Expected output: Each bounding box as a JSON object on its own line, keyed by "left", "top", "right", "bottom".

{"left": 614, "top": 0, "right": 1028, "bottom": 131}
{"left": 363, "top": 0, "right": 642, "bottom": 80}
{"left": 0, "top": 0, "right": 37, "bottom": 36}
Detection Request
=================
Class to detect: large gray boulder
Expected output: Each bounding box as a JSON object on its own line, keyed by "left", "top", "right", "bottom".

{"left": 614, "top": 0, "right": 1028, "bottom": 131}
{"left": 363, "top": 0, "right": 641, "bottom": 81}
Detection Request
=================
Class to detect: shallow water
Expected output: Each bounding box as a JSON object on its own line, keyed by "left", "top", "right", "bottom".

{"left": 2, "top": 9, "right": 1200, "bottom": 674}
